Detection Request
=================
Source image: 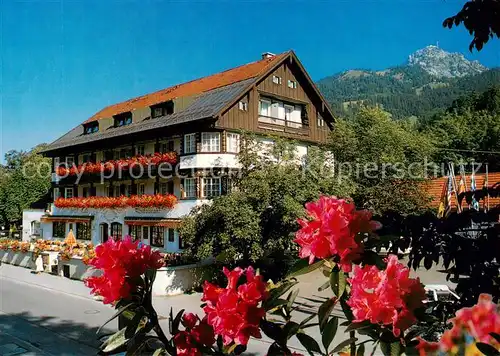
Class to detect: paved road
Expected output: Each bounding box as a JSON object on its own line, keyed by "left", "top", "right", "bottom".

{"left": 0, "top": 258, "right": 450, "bottom": 356}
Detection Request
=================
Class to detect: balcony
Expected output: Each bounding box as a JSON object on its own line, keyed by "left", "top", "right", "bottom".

{"left": 258, "top": 116, "right": 309, "bottom": 136}
{"left": 55, "top": 152, "right": 178, "bottom": 177}
{"left": 179, "top": 153, "right": 240, "bottom": 170}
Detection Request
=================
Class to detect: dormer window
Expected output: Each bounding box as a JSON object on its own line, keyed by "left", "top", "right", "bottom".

{"left": 151, "top": 101, "right": 174, "bottom": 118}
{"left": 83, "top": 122, "right": 99, "bottom": 134}
{"left": 114, "top": 112, "right": 132, "bottom": 127}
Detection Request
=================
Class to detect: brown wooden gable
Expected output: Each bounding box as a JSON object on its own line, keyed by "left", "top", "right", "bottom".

{"left": 215, "top": 52, "right": 334, "bottom": 144}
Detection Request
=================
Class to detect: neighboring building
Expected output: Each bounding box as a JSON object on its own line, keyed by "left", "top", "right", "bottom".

{"left": 40, "top": 51, "right": 335, "bottom": 251}
{"left": 22, "top": 209, "right": 45, "bottom": 241}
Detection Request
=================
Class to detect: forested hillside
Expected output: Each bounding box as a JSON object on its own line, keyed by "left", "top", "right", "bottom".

{"left": 317, "top": 46, "right": 500, "bottom": 119}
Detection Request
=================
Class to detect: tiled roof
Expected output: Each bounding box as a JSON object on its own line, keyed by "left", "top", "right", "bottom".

{"left": 427, "top": 172, "right": 500, "bottom": 209}
{"left": 45, "top": 78, "right": 255, "bottom": 151}
{"left": 84, "top": 52, "right": 288, "bottom": 124}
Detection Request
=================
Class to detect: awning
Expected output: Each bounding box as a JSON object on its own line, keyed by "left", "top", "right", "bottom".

{"left": 124, "top": 217, "right": 182, "bottom": 228}
{"left": 40, "top": 215, "right": 93, "bottom": 223}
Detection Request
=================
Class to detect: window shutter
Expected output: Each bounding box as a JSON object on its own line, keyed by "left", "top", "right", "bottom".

{"left": 73, "top": 185, "right": 78, "bottom": 197}
{"left": 167, "top": 140, "right": 174, "bottom": 152}
{"left": 91, "top": 185, "right": 96, "bottom": 196}
{"left": 131, "top": 181, "right": 137, "bottom": 195}
{"left": 90, "top": 152, "right": 97, "bottom": 163}
{"left": 154, "top": 142, "right": 160, "bottom": 153}
{"left": 120, "top": 184, "right": 126, "bottom": 195}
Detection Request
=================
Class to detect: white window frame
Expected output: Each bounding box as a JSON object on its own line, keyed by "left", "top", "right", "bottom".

{"left": 284, "top": 104, "right": 294, "bottom": 122}
{"left": 317, "top": 113, "right": 325, "bottom": 127}
{"left": 183, "top": 178, "right": 196, "bottom": 198}
{"left": 138, "top": 183, "right": 145, "bottom": 196}
{"left": 65, "top": 156, "right": 74, "bottom": 167}
{"left": 64, "top": 187, "right": 74, "bottom": 199}
{"left": 259, "top": 99, "right": 271, "bottom": 117}
{"left": 272, "top": 75, "right": 282, "bottom": 84}
{"left": 226, "top": 133, "right": 240, "bottom": 153}
{"left": 238, "top": 101, "right": 248, "bottom": 111}
{"left": 184, "top": 133, "right": 196, "bottom": 154}
{"left": 202, "top": 177, "right": 221, "bottom": 198}
{"left": 136, "top": 145, "right": 145, "bottom": 156}
{"left": 201, "top": 132, "right": 220, "bottom": 153}
{"left": 287, "top": 80, "right": 297, "bottom": 89}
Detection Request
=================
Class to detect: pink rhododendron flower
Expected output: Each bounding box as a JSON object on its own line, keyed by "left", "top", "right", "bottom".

{"left": 294, "top": 196, "right": 380, "bottom": 272}
{"left": 347, "top": 254, "right": 425, "bottom": 337}
{"left": 202, "top": 266, "right": 268, "bottom": 346}
{"left": 84, "top": 236, "right": 164, "bottom": 304}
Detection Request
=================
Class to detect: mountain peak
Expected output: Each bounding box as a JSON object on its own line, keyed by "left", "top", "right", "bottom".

{"left": 408, "top": 45, "right": 486, "bottom": 78}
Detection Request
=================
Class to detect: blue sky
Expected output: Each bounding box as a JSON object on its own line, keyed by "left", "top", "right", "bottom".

{"left": 2, "top": 1, "right": 499, "bottom": 157}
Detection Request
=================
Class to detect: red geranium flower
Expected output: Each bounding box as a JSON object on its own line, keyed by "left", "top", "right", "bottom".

{"left": 84, "top": 236, "right": 164, "bottom": 304}
{"left": 54, "top": 194, "right": 177, "bottom": 209}
{"left": 347, "top": 254, "right": 425, "bottom": 337}
{"left": 295, "top": 196, "right": 380, "bottom": 272}
{"left": 202, "top": 267, "right": 268, "bottom": 346}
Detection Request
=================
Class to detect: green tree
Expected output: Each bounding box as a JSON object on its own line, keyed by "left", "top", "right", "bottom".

{"left": 328, "top": 107, "right": 436, "bottom": 215}
{"left": 179, "top": 136, "right": 355, "bottom": 268}
{"left": 0, "top": 145, "right": 51, "bottom": 227}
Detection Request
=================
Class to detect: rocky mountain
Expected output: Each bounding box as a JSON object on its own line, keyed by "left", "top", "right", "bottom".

{"left": 408, "top": 45, "right": 486, "bottom": 78}
{"left": 317, "top": 46, "right": 499, "bottom": 119}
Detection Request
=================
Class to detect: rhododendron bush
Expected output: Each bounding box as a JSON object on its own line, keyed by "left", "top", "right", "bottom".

{"left": 86, "top": 196, "right": 499, "bottom": 355}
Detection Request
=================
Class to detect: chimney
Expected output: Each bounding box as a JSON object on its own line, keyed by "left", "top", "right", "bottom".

{"left": 261, "top": 52, "right": 275, "bottom": 60}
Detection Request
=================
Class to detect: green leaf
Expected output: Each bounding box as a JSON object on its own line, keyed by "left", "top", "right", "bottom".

{"left": 283, "top": 321, "right": 300, "bottom": 340}
{"left": 357, "top": 343, "right": 366, "bottom": 356}
{"left": 340, "top": 297, "right": 354, "bottom": 322}
{"left": 286, "top": 288, "right": 300, "bottom": 310}
{"left": 321, "top": 316, "right": 338, "bottom": 351}
{"left": 296, "top": 332, "right": 322, "bottom": 354}
{"left": 125, "top": 309, "right": 145, "bottom": 339}
{"left": 260, "top": 319, "right": 284, "bottom": 343}
{"left": 265, "top": 281, "right": 298, "bottom": 309}
{"left": 97, "top": 302, "right": 135, "bottom": 335}
{"left": 102, "top": 328, "right": 128, "bottom": 353}
{"left": 317, "top": 280, "right": 330, "bottom": 292}
{"left": 363, "top": 250, "right": 387, "bottom": 270}
{"left": 331, "top": 337, "right": 358, "bottom": 353}
{"left": 264, "top": 298, "right": 289, "bottom": 312}
{"left": 318, "top": 297, "right": 337, "bottom": 331}
{"left": 345, "top": 320, "right": 372, "bottom": 333}
{"left": 288, "top": 259, "right": 325, "bottom": 278}
{"left": 145, "top": 268, "right": 157, "bottom": 284}
{"left": 152, "top": 349, "right": 167, "bottom": 356}
{"left": 171, "top": 308, "right": 185, "bottom": 335}
{"left": 329, "top": 268, "right": 347, "bottom": 298}
{"left": 380, "top": 341, "right": 402, "bottom": 356}
{"left": 299, "top": 313, "right": 316, "bottom": 327}
{"left": 476, "top": 342, "right": 500, "bottom": 356}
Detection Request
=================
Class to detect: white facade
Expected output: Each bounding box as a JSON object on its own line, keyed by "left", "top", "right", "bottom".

{"left": 22, "top": 209, "right": 45, "bottom": 242}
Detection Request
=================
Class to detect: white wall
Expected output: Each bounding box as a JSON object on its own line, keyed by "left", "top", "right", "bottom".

{"left": 22, "top": 209, "right": 45, "bottom": 242}
{"left": 180, "top": 153, "right": 240, "bottom": 169}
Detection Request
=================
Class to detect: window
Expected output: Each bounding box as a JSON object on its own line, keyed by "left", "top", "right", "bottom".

{"left": 287, "top": 80, "right": 297, "bottom": 89}
{"left": 82, "top": 186, "right": 89, "bottom": 198}
{"left": 54, "top": 157, "right": 60, "bottom": 170}
{"left": 81, "top": 153, "right": 91, "bottom": 163}
{"left": 226, "top": 133, "right": 240, "bottom": 153}
{"left": 285, "top": 105, "right": 294, "bottom": 122}
{"left": 160, "top": 181, "right": 174, "bottom": 195}
{"left": 153, "top": 107, "right": 163, "bottom": 118}
{"left": 65, "top": 156, "right": 74, "bottom": 167}
{"left": 138, "top": 183, "right": 145, "bottom": 196}
{"left": 84, "top": 123, "right": 99, "bottom": 134}
{"left": 124, "top": 185, "right": 131, "bottom": 197}
{"left": 317, "top": 113, "right": 325, "bottom": 127}
{"left": 272, "top": 75, "right": 282, "bottom": 84}
{"left": 114, "top": 185, "right": 121, "bottom": 197}
{"left": 201, "top": 132, "right": 220, "bottom": 152}
{"left": 106, "top": 185, "right": 113, "bottom": 197}
{"left": 151, "top": 226, "right": 165, "bottom": 248}
{"left": 203, "top": 177, "right": 221, "bottom": 198}
{"left": 161, "top": 141, "right": 175, "bottom": 153}
{"left": 143, "top": 226, "right": 149, "bottom": 240}
{"left": 111, "top": 222, "right": 122, "bottom": 240}
{"left": 54, "top": 188, "right": 60, "bottom": 199}
{"left": 129, "top": 225, "right": 142, "bottom": 241}
{"left": 184, "top": 133, "right": 196, "bottom": 154}
{"left": 238, "top": 101, "right": 248, "bottom": 111}
{"left": 114, "top": 113, "right": 132, "bottom": 127}
{"left": 182, "top": 178, "right": 196, "bottom": 198}
{"left": 167, "top": 228, "right": 175, "bottom": 242}
{"left": 65, "top": 187, "right": 73, "bottom": 199}
{"left": 136, "top": 145, "right": 145, "bottom": 156}
{"left": 259, "top": 99, "right": 271, "bottom": 117}
{"left": 53, "top": 222, "right": 65, "bottom": 238}
{"left": 76, "top": 223, "right": 91, "bottom": 240}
